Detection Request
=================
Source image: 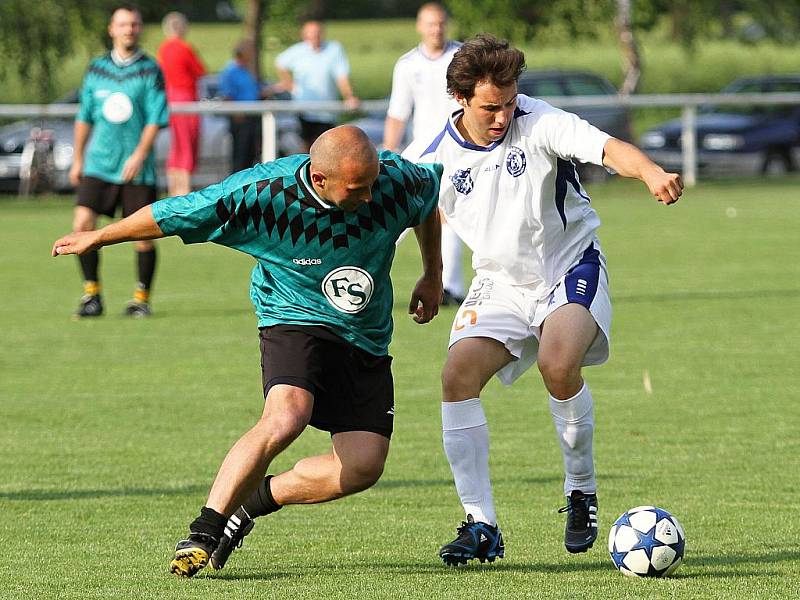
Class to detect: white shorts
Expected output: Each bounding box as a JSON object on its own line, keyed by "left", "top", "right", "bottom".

{"left": 448, "top": 245, "right": 612, "bottom": 385}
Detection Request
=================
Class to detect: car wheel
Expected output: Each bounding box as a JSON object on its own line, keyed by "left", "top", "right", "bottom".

{"left": 762, "top": 150, "right": 792, "bottom": 176}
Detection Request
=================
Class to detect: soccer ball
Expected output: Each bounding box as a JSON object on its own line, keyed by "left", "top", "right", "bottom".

{"left": 608, "top": 506, "right": 685, "bottom": 577}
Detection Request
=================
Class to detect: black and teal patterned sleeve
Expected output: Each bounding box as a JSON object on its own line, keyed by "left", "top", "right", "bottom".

{"left": 401, "top": 159, "right": 443, "bottom": 227}
{"left": 151, "top": 166, "right": 273, "bottom": 254}
{"left": 146, "top": 65, "right": 169, "bottom": 128}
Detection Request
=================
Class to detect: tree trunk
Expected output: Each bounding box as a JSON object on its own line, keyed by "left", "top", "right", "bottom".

{"left": 615, "top": 0, "right": 641, "bottom": 96}
{"left": 719, "top": 0, "right": 734, "bottom": 39}
{"left": 243, "top": 0, "right": 264, "bottom": 81}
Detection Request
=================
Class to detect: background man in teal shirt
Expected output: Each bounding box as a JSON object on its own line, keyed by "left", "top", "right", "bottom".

{"left": 69, "top": 3, "right": 168, "bottom": 318}
{"left": 52, "top": 126, "right": 443, "bottom": 578}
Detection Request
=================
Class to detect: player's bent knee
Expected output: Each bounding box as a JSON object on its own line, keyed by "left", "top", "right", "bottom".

{"left": 538, "top": 359, "right": 581, "bottom": 398}
{"left": 254, "top": 412, "right": 308, "bottom": 449}
{"left": 72, "top": 206, "right": 97, "bottom": 232}
{"left": 340, "top": 459, "right": 385, "bottom": 494}
{"left": 441, "top": 360, "right": 481, "bottom": 400}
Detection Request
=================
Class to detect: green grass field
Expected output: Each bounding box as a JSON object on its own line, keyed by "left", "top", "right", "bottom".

{"left": 1, "top": 177, "right": 799, "bottom": 598}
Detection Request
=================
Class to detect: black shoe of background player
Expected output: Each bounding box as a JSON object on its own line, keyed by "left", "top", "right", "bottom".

{"left": 124, "top": 299, "right": 151, "bottom": 317}
{"left": 559, "top": 490, "right": 598, "bottom": 553}
{"left": 210, "top": 507, "right": 256, "bottom": 571}
{"left": 441, "top": 289, "right": 466, "bottom": 306}
{"left": 74, "top": 294, "right": 103, "bottom": 318}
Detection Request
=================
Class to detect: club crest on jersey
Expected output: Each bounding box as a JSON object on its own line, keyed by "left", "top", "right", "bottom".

{"left": 506, "top": 146, "right": 526, "bottom": 177}
{"left": 450, "top": 168, "right": 474, "bottom": 195}
{"left": 322, "top": 266, "right": 374, "bottom": 314}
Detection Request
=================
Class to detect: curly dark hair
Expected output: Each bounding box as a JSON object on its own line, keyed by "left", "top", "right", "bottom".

{"left": 446, "top": 34, "right": 526, "bottom": 100}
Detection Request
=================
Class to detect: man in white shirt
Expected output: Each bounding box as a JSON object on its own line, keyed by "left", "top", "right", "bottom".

{"left": 384, "top": 3, "right": 465, "bottom": 305}
{"left": 403, "top": 34, "right": 683, "bottom": 566}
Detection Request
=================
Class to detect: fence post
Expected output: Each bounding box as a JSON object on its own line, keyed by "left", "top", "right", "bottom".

{"left": 261, "top": 111, "right": 277, "bottom": 163}
{"left": 681, "top": 105, "right": 697, "bottom": 187}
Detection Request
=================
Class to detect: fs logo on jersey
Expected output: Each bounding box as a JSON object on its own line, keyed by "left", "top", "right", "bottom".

{"left": 450, "top": 168, "right": 474, "bottom": 195}
{"left": 506, "top": 146, "right": 527, "bottom": 177}
{"left": 322, "top": 267, "right": 374, "bottom": 314}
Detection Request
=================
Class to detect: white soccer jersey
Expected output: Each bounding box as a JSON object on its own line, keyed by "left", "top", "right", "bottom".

{"left": 387, "top": 41, "right": 461, "bottom": 142}
{"left": 403, "top": 94, "right": 611, "bottom": 297}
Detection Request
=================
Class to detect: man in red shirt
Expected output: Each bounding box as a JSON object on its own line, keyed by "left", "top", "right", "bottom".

{"left": 157, "top": 12, "right": 205, "bottom": 196}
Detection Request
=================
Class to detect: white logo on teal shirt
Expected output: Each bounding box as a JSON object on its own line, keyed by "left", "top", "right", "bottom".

{"left": 102, "top": 92, "right": 133, "bottom": 124}
{"left": 322, "top": 267, "right": 374, "bottom": 314}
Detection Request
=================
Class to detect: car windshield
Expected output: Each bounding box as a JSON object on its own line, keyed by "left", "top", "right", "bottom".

{"left": 518, "top": 74, "right": 615, "bottom": 98}
{"left": 519, "top": 78, "right": 562, "bottom": 97}
{"left": 562, "top": 78, "right": 614, "bottom": 96}
{"left": 700, "top": 80, "right": 800, "bottom": 117}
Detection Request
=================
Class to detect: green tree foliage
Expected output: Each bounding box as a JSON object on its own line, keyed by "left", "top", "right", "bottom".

{"left": 0, "top": 0, "right": 104, "bottom": 100}
{"left": 445, "top": 0, "right": 800, "bottom": 47}
{"left": 739, "top": 0, "right": 800, "bottom": 42}
{"left": 0, "top": 0, "right": 237, "bottom": 101}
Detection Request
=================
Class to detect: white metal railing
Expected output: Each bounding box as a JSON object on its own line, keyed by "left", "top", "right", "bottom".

{"left": 2, "top": 93, "right": 799, "bottom": 187}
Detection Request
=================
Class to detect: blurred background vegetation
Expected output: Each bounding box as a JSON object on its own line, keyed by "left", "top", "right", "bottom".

{"left": 1, "top": 1, "right": 799, "bottom": 135}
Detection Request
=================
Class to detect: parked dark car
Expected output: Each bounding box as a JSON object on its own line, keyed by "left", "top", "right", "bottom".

{"left": 640, "top": 75, "right": 800, "bottom": 177}
{"left": 517, "top": 69, "right": 632, "bottom": 142}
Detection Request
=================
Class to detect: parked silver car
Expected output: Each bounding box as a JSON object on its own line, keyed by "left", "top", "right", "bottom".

{"left": 0, "top": 75, "right": 302, "bottom": 193}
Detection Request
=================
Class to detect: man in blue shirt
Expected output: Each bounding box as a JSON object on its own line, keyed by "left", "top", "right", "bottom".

{"left": 219, "top": 40, "right": 263, "bottom": 172}
{"left": 273, "top": 21, "right": 360, "bottom": 151}
{"left": 52, "top": 126, "right": 444, "bottom": 578}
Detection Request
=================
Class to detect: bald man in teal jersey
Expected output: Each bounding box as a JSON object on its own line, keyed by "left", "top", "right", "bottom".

{"left": 53, "top": 125, "right": 444, "bottom": 578}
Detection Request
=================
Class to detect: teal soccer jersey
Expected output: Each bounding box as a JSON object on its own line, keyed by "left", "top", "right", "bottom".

{"left": 152, "top": 152, "right": 443, "bottom": 355}
{"left": 76, "top": 52, "right": 169, "bottom": 185}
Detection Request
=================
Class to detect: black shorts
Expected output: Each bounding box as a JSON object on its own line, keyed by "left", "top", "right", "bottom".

{"left": 298, "top": 117, "right": 334, "bottom": 147}
{"left": 76, "top": 176, "right": 157, "bottom": 219}
{"left": 260, "top": 325, "right": 394, "bottom": 439}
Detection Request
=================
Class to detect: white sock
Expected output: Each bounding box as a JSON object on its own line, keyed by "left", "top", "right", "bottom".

{"left": 550, "top": 383, "right": 596, "bottom": 496}
{"left": 442, "top": 399, "right": 496, "bottom": 525}
{"left": 441, "top": 222, "right": 464, "bottom": 296}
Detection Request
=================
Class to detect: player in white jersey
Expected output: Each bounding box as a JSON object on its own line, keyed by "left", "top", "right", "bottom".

{"left": 402, "top": 34, "right": 683, "bottom": 566}
{"left": 384, "top": 2, "right": 466, "bottom": 305}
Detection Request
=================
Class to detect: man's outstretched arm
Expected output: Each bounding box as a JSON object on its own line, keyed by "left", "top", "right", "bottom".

{"left": 408, "top": 207, "right": 443, "bottom": 324}
{"left": 602, "top": 138, "right": 684, "bottom": 205}
{"left": 52, "top": 205, "right": 165, "bottom": 257}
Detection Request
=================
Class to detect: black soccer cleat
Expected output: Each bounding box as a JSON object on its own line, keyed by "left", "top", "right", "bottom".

{"left": 170, "top": 533, "right": 218, "bottom": 578}
{"left": 124, "top": 299, "right": 151, "bottom": 317}
{"left": 439, "top": 514, "right": 504, "bottom": 566}
{"left": 74, "top": 294, "right": 103, "bottom": 318}
{"left": 559, "top": 490, "right": 598, "bottom": 553}
{"left": 210, "top": 507, "right": 256, "bottom": 571}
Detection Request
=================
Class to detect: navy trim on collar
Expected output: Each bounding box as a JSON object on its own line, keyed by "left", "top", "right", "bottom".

{"left": 445, "top": 110, "right": 507, "bottom": 152}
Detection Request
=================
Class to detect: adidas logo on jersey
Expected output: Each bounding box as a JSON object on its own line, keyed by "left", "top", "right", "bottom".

{"left": 293, "top": 258, "right": 322, "bottom": 265}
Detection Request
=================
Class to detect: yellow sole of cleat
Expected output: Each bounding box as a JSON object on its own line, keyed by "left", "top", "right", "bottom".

{"left": 170, "top": 548, "right": 210, "bottom": 578}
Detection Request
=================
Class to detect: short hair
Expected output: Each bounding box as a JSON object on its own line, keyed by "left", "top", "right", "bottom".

{"left": 162, "top": 11, "right": 188, "bottom": 37}
{"left": 417, "top": 2, "right": 448, "bottom": 18}
{"left": 234, "top": 39, "right": 253, "bottom": 59}
{"left": 446, "top": 34, "right": 526, "bottom": 100}
{"left": 109, "top": 3, "right": 141, "bottom": 20}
